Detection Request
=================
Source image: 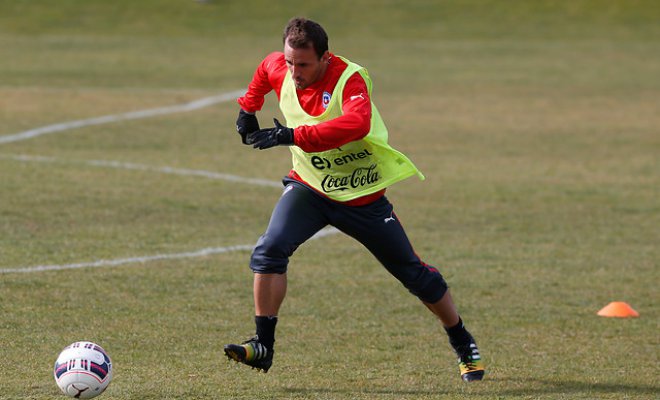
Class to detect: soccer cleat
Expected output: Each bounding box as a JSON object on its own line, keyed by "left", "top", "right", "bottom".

{"left": 224, "top": 336, "right": 274, "bottom": 373}
{"left": 455, "top": 342, "right": 485, "bottom": 382}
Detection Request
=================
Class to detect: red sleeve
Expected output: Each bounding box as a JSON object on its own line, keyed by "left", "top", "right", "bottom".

{"left": 294, "top": 72, "right": 372, "bottom": 153}
{"left": 237, "top": 52, "right": 287, "bottom": 113}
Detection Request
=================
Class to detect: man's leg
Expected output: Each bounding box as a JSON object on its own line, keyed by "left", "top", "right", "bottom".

{"left": 251, "top": 272, "right": 286, "bottom": 360}
{"left": 254, "top": 273, "right": 287, "bottom": 317}
{"left": 331, "top": 196, "right": 485, "bottom": 381}
{"left": 424, "top": 289, "right": 459, "bottom": 328}
{"left": 225, "top": 182, "right": 328, "bottom": 372}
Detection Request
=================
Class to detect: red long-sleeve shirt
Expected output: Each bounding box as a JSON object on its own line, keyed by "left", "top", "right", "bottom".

{"left": 238, "top": 52, "right": 385, "bottom": 205}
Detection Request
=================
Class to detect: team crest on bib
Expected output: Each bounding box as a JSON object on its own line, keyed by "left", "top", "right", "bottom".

{"left": 322, "top": 91, "right": 331, "bottom": 109}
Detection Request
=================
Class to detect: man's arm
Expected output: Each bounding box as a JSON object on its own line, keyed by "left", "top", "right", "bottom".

{"left": 235, "top": 53, "right": 286, "bottom": 143}
{"left": 237, "top": 52, "right": 284, "bottom": 112}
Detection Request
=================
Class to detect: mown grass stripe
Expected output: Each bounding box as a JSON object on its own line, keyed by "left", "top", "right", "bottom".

{"left": 0, "top": 228, "right": 339, "bottom": 274}
{"left": 0, "top": 89, "right": 245, "bottom": 145}
{"left": 0, "top": 153, "right": 282, "bottom": 188}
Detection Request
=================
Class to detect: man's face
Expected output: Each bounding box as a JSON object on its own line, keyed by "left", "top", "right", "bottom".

{"left": 284, "top": 40, "right": 329, "bottom": 89}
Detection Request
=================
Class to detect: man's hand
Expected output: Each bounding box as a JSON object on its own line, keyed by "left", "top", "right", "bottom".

{"left": 236, "top": 109, "right": 260, "bottom": 145}
{"left": 247, "top": 118, "right": 294, "bottom": 150}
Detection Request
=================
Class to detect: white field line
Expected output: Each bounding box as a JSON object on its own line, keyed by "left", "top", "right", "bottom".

{"left": 0, "top": 154, "right": 282, "bottom": 188}
{"left": 0, "top": 89, "right": 245, "bottom": 145}
{"left": 0, "top": 227, "right": 340, "bottom": 274}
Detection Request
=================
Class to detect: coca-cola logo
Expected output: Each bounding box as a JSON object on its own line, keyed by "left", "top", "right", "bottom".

{"left": 320, "top": 164, "right": 380, "bottom": 193}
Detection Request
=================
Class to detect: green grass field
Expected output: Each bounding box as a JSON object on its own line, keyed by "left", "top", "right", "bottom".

{"left": 1, "top": 1, "right": 658, "bottom": 399}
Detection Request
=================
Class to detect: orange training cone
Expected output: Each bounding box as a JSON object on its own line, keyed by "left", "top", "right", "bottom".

{"left": 597, "top": 301, "right": 639, "bottom": 318}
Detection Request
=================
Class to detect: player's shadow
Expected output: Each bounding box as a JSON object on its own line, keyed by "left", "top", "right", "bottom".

{"left": 285, "top": 378, "right": 659, "bottom": 398}
{"left": 283, "top": 387, "right": 448, "bottom": 397}
{"left": 493, "top": 377, "right": 659, "bottom": 397}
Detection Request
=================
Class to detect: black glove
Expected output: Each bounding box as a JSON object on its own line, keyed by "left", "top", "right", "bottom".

{"left": 246, "top": 118, "right": 294, "bottom": 150}
{"left": 236, "top": 109, "right": 260, "bottom": 145}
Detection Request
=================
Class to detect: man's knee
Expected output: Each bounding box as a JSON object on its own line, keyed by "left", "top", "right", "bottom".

{"left": 398, "top": 264, "right": 449, "bottom": 304}
{"left": 249, "top": 234, "right": 291, "bottom": 274}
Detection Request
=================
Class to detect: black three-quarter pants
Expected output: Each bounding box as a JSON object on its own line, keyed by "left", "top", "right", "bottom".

{"left": 250, "top": 178, "right": 448, "bottom": 304}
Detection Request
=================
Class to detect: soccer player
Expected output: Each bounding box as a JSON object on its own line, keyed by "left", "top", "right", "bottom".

{"left": 224, "top": 17, "right": 485, "bottom": 382}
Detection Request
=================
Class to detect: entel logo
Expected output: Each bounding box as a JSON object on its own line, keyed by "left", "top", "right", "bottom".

{"left": 311, "top": 148, "right": 374, "bottom": 170}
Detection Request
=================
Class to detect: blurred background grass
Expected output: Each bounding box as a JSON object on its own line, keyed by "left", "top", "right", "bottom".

{"left": 0, "top": 1, "right": 658, "bottom": 399}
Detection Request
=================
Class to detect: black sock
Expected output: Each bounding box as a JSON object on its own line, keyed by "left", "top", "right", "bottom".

{"left": 444, "top": 317, "right": 473, "bottom": 349}
{"left": 255, "top": 316, "right": 278, "bottom": 350}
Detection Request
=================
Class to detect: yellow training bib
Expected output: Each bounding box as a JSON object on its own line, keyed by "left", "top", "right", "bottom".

{"left": 280, "top": 56, "right": 424, "bottom": 202}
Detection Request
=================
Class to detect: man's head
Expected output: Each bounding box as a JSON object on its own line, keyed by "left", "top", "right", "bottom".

{"left": 282, "top": 17, "right": 330, "bottom": 89}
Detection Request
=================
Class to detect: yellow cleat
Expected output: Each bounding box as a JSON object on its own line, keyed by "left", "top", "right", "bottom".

{"left": 224, "top": 336, "right": 273, "bottom": 373}
{"left": 456, "top": 342, "right": 485, "bottom": 382}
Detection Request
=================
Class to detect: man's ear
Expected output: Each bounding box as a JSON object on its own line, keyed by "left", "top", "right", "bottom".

{"left": 321, "top": 51, "right": 330, "bottom": 64}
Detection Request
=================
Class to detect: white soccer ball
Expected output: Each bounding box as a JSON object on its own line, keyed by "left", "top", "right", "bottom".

{"left": 54, "top": 341, "right": 113, "bottom": 399}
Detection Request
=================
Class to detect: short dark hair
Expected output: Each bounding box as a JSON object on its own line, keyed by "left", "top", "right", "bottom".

{"left": 283, "top": 17, "right": 328, "bottom": 59}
